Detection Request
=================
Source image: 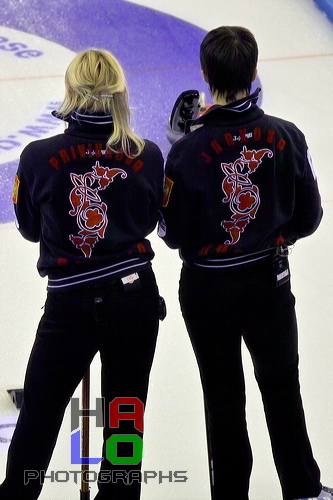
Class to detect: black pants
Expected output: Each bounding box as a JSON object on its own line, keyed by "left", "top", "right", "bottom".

{"left": 179, "top": 258, "right": 321, "bottom": 500}
{"left": 0, "top": 268, "right": 160, "bottom": 500}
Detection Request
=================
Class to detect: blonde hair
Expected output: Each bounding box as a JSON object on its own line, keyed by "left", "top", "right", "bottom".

{"left": 57, "top": 48, "right": 145, "bottom": 157}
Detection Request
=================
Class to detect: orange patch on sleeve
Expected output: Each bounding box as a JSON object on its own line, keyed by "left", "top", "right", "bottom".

{"left": 162, "top": 177, "right": 174, "bottom": 207}
{"left": 12, "top": 175, "right": 20, "bottom": 204}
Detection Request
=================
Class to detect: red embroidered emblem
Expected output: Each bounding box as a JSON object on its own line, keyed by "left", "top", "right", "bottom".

{"left": 221, "top": 146, "right": 273, "bottom": 245}
{"left": 68, "top": 161, "right": 127, "bottom": 258}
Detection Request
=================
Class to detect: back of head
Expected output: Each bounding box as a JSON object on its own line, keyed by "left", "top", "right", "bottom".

{"left": 200, "top": 26, "right": 258, "bottom": 103}
{"left": 57, "top": 48, "right": 144, "bottom": 157}
{"left": 60, "top": 48, "right": 126, "bottom": 115}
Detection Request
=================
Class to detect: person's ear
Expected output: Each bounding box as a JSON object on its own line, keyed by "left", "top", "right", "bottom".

{"left": 201, "top": 69, "right": 209, "bottom": 83}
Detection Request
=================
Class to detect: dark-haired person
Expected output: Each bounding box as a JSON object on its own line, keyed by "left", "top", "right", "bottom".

{"left": 159, "top": 26, "right": 332, "bottom": 500}
{"left": 0, "top": 48, "right": 164, "bottom": 500}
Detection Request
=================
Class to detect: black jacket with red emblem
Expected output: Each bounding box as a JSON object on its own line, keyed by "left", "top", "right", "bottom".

{"left": 159, "top": 90, "right": 323, "bottom": 269}
{"left": 13, "top": 111, "right": 164, "bottom": 290}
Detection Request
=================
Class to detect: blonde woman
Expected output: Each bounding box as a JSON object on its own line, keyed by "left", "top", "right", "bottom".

{"left": 0, "top": 49, "right": 164, "bottom": 500}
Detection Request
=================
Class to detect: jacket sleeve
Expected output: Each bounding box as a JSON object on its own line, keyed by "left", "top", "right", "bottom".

{"left": 158, "top": 144, "right": 191, "bottom": 249}
{"left": 12, "top": 160, "right": 41, "bottom": 243}
{"left": 146, "top": 146, "right": 165, "bottom": 235}
{"left": 286, "top": 146, "right": 323, "bottom": 241}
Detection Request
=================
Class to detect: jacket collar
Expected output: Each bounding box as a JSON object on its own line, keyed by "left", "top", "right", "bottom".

{"left": 188, "top": 88, "right": 262, "bottom": 131}
{"left": 52, "top": 110, "right": 113, "bottom": 138}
